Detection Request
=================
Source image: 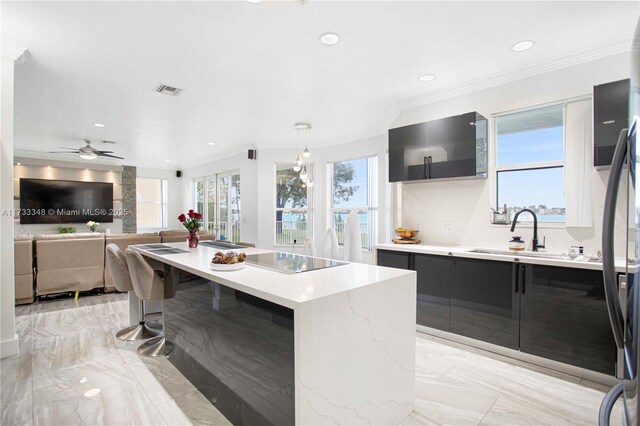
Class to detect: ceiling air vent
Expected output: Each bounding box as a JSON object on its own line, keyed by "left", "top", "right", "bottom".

{"left": 154, "top": 84, "right": 184, "bottom": 97}
{"left": 102, "top": 140, "right": 118, "bottom": 145}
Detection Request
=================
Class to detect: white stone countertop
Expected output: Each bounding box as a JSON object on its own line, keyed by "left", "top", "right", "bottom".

{"left": 130, "top": 242, "right": 416, "bottom": 309}
{"left": 375, "top": 243, "right": 633, "bottom": 273}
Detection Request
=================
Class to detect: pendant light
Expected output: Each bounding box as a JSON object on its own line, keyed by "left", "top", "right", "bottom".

{"left": 299, "top": 166, "right": 308, "bottom": 182}
{"left": 293, "top": 154, "right": 302, "bottom": 172}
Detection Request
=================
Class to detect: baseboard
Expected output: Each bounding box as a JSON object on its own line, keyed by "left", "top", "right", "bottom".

{"left": 0, "top": 334, "right": 19, "bottom": 358}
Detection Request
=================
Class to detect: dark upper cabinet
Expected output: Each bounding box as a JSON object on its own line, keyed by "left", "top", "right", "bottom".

{"left": 414, "top": 254, "right": 452, "bottom": 332}
{"left": 519, "top": 265, "right": 616, "bottom": 375}
{"left": 594, "top": 79, "right": 630, "bottom": 167}
{"left": 450, "top": 257, "right": 520, "bottom": 350}
{"left": 388, "top": 112, "right": 487, "bottom": 182}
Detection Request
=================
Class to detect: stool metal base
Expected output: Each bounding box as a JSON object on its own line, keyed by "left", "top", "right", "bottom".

{"left": 116, "top": 322, "right": 162, "bottom": 341}
{"left": 138, "top": 336, "right": 174, "bottom": 357}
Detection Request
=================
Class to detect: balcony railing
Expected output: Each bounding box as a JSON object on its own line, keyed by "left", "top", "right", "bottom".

{"left": 333, "top": 222, "right": 369, "bottom": 249}
{"left": 275, "top": 221, "right": 308, "bottom": 245}
{"left": 274, "top": 220, "right": 369, "bottom": 249}
{"left": 206, "top": 221, "right": 241, "bottom": 242}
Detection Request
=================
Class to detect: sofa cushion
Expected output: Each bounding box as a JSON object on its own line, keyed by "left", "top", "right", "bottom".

{"left": 14, "top": 239, "right": 33, "bottom": 275}
{"left": 35, "top": 232, "right": 104, "bottom": 240}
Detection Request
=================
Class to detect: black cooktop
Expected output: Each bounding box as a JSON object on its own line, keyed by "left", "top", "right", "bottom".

{"left": 245, "top": 252, "right": 346, "bottom": 274}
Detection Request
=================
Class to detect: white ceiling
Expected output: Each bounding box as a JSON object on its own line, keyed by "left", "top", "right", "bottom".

{"left": 2, "top": 1, "right": 638, "bottom": 169}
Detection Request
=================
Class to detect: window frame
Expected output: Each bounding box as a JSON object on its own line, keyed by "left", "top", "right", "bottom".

{"left": 327, "top": 155, "right": 378, "bottom": 251}
{"left": 274, "top": 162, "right": 314, "bottom": 247}
{"left": 493, "top": 102, "right": 566, "bottom": 226}
{"left": 136, "top": 177, "right": 168, "bottom": 230}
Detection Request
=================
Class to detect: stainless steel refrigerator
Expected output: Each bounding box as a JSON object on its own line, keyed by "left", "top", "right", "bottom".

{"left": 600, "top": 17, "right": 640, "bottom": 426}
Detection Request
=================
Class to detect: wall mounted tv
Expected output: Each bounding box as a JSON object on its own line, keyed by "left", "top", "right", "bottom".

{"left": 19, "top": 179, "right": 114, "bottom": 224}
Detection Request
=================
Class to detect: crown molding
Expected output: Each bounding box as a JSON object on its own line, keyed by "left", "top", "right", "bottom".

{"left": 399, "top": 36, "right": 633, "bottom": 110}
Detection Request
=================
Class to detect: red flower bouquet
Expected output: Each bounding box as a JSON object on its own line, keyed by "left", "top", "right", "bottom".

{"left": 178, "top": 209, "right": 203, "bottom": 231}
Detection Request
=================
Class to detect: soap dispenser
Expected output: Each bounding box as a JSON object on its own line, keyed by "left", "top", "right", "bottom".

{"left": 509, "top": 236, "right": 526, "bottom": 251}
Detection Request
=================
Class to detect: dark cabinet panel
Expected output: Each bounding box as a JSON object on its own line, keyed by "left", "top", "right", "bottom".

{"left": 388, "top": 112, "right": 487, "bottom": 182}
{"left": 594, "top": 79, "right": 630, "bottom": 167}
{"left": 414, "top": 254, "right": 451, "bottom": 331}
{"left": 376, "top": 250, "right": 411, "bottom": 270}
{"left": 450, "top": 257, "right": 520, "bottom": 349}
{"left": 519, "top": 265, "right": 616, "bottom": 375}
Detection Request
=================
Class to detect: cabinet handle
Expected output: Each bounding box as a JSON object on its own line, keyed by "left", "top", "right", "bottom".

{"left": 513, "top": 264, "right": 519, "bottom": 293}
{"left": 423, "top": 156, "right": 432, "bottom": 179}
{"left": 520, "top": 265, "right": 526, "bottom": 294}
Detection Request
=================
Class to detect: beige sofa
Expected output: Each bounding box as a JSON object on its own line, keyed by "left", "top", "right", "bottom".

{"left": 14, "top": 235, "right": 34, "bottom": 305}
{"left": 104, "top": 233, "right": 162, "bottom": 292}
{"left": 159, "top": 229, "right": 216, "bottom": 243}
{"left": 35, "top": 233, "right": 106, "bottom": 296}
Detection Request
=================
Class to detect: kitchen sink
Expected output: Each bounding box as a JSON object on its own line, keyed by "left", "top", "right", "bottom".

{"left": 469, "top": 248, "right": 573, "bottom": 260}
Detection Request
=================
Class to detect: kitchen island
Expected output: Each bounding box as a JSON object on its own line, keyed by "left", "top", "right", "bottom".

{"left": 129, "top": 242, "right": 416, "bottom": 425}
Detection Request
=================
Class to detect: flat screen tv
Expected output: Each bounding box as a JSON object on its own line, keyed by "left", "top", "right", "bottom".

{"left": 19, "top": 179, "right": 114, "bottom": 224}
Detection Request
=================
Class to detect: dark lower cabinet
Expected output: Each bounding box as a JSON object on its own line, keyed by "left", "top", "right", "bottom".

{"left": 519, "top": 264, "right": 616, "bottom": 375}
{"left": 450, "top": 257, "right": 519, "bottom": 350}
{"left": 376, "top": 250, "right": 616, "bottom": 374}
{"left": 414, "top": 254, "right": 451, "bottom": 332}
{"left": 376, "top": 250, "right": 411, "bottom": 270}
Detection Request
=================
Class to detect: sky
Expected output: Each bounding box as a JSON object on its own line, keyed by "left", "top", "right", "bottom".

{"left": 496, "top": 126, "right": 565, "bottom": 209}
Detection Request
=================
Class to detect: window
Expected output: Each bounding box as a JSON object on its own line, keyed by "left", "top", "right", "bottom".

{"left": 496, "top": 105, "right": 565, "bottom": 223}
{"left": 137, "top": 177, "right": 168, "bottom": 228}
{"left": 328, "top": 156, "right": 377, "bottom": 250}
{"left": 275, "top": 164, "right": 313, "bottom": 245}
{"left": 193, "top": 172, "right": 241, "bottom": 241}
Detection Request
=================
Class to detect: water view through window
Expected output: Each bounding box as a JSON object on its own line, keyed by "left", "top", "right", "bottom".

{"left": 496, "top": 105, "right": 565, "bottom": 223}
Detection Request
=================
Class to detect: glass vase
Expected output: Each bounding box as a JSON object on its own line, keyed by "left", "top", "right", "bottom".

{"left": 188, "top": 230, "right": 199, "bottom": 248}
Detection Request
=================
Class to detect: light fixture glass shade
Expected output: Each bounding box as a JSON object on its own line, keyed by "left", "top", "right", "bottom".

{"left": 302, "top": 147, "right": 310, "bottom": 158}
{"left": 306, "top": 180, "right": 314, "bottom": 188}
{"left": 80, "top": 152, "right": 98, "bottom": 160}
{"left": 293, "top": 165, "right": 301, "bottom": 172}
{"left": 300, "top": 169, "right": 308, "bottom": 182}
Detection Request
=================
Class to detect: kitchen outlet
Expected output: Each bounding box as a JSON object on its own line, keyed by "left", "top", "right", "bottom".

{"left": 441, "top": 221, "right": 453, "bottom": 232}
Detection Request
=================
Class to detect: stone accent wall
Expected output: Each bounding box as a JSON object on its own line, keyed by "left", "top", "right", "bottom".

{"left": 122, "top": 165, "right": 137, "bottom": 233}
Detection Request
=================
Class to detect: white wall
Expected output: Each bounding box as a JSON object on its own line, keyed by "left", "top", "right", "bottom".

{"left": 1, "top": 55, "right": 18, "bottom": 357}
{"left": 136, "top": 167, "right": 184, "bottom": 233}
{"left": 13, "top": 158, "right": 124, "bottom": 235}
{"left": 394, "top": 52, "right": 631, "bottom": 254}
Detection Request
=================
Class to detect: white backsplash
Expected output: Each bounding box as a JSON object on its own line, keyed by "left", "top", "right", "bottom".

{"left": 401, "top": 169, "right": 630, "bottom": 256}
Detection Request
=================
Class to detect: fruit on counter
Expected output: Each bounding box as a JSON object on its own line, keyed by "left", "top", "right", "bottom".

{"left": 395, "top": 227, "right": 418, "bottom": 238}
{"left": 212, "top": 251, "right": 247, "bottom": 264}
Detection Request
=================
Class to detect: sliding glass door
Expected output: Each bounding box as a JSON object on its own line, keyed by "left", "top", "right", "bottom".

{"left": 194, "top": 171, "right": 241, "bottom": 242}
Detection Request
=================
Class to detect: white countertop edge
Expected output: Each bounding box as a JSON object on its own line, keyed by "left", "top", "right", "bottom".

{"left": 375, "top": 243, "right": 631, "bottom": 273}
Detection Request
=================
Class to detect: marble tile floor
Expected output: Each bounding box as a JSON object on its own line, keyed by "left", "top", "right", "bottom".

{"left": 1, "top": 291, "right": 624, "bottom": 426}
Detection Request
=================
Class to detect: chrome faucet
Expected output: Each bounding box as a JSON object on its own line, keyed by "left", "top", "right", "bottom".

{"left": 510, "top": 208, "right": 544, "bottom": 252}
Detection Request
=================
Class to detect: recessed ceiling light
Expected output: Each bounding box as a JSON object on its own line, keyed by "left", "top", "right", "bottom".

{"left": 208, "top": 142, "right": 216, "bottom": 146}
{"left": 511, "top": 40, "right": 535, "bottom": 52}
{"left": 418, "top": 74, "right": 436, "bottom": 82}
{"left": 93, "top": 123, "right": 105, "bottom": 128}
{"left": 164, "top": 159, "right": 171, "bottom": 163}
{"left": 320, "top": 32, "right": 340, "bottom": 45}
{"left": 247, "top": 0, "right": 262, "bottom": 3}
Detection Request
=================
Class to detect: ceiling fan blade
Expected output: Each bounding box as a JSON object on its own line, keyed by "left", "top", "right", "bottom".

{"left": 96, "top": 150, "right": 114, "bottom": 154}
{"left": 49, "top": 150, "right": 80, "bottom": 154}
{"left": 58, "top": 147, "right": 81, "bottom": 150}
{"left": 97, "top": 153, "right": 124, "bottom": 159}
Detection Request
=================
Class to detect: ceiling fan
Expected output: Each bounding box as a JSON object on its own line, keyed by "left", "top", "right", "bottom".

{"left": 49, "top": 139, "right": 124, "bottom": 160}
